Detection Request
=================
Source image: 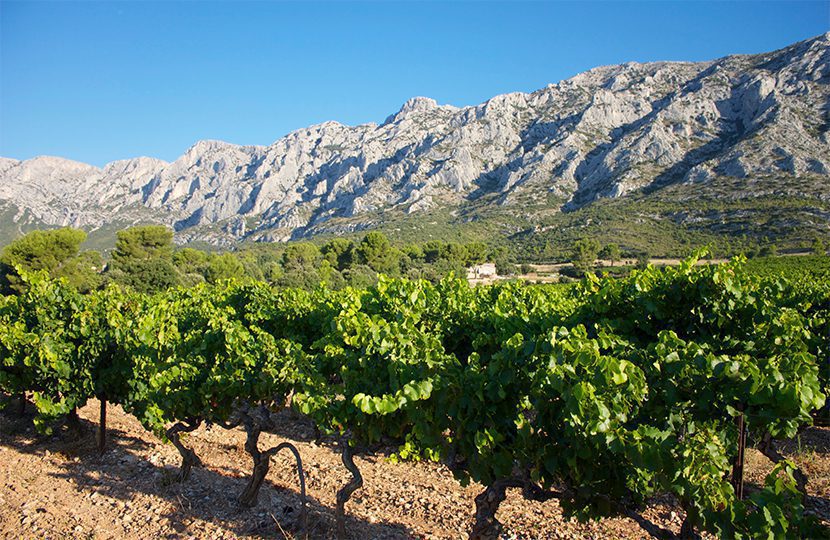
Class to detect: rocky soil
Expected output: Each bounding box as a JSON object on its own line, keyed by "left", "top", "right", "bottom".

{"left": 1, "top": 400, "right": 829, "bottom": 539}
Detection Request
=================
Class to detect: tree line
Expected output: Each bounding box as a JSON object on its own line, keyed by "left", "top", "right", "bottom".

{"left": 0, "top": 225, "right": 511, "bottom": 295}
{"left": 3, "top": 225, "right": 826, "bottom": 296}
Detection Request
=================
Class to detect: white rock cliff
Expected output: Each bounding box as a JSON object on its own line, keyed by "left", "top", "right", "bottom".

{"left": 1, "top": 33, "right": 828, "bottom": 244}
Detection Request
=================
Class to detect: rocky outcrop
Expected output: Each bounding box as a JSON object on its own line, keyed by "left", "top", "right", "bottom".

{"left": 1, "top": 33, "right": 828, "bottom": 245}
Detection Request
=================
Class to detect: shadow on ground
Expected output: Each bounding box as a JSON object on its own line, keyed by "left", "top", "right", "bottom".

{"left": 0, "top": 405, "right": 415, "bottom": 539}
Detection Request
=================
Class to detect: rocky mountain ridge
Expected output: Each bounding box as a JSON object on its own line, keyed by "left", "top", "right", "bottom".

{"left": 1, "top": 33, "right": 828, "bottom": 246}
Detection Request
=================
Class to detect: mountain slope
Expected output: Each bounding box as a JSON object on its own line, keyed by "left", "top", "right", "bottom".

{"left": 1, "top": 33, "right": 828, "bottom": 248}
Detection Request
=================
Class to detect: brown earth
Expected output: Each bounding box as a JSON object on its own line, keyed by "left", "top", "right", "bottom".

{"left": 1, "top": 400, "right": 828, "bottom": 539}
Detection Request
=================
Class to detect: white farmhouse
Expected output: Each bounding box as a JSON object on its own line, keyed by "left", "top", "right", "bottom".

{"left": 467, "top": 262, "right": 497, "bottom": 280}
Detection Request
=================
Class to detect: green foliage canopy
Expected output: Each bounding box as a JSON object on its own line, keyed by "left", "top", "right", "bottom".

{"left": 0, "top": 228, "right": 100, "bottom": 294}
{"left": 570, "top": 238, "right": 600, "bottom": 275}
{"left": 108, "top": 225, "right": 180, "bottom": 294}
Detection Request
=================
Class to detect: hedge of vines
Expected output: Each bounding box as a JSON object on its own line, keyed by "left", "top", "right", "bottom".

{"left": 1, "top": 254, "right": 828, "bottom": 539}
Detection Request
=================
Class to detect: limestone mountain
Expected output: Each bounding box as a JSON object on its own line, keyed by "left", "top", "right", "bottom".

{"left": 1, "top": 33, "right": 828, "bottom": 249}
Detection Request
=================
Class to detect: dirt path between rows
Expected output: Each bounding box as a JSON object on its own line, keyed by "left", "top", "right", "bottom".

{"left": 1, "top": 400, "right": 828, "bottom": 539}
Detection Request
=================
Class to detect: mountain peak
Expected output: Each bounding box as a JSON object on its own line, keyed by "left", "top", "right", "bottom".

{"left": 383, "top": 96, "right": 456, "bottom": 125}
{"left": 399, "top": 96, "right": 439, "bottom": 115}
{"left": 0, "top": 34, "right": 827, "bottom": 246}
{"left": 184, "top": 139, "right": 237, "bottom": 155}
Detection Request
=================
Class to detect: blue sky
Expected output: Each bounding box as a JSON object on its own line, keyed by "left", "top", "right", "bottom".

{"left": 1, "top": 1, "right": 828, "bottom": 167}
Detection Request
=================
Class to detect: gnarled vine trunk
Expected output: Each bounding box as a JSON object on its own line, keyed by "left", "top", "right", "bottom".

{"left": 237, "top": 404, "right": 272, "bottom": 506}
{"left": 239, "top": 421, "right": 267, "bottom": 506}
{"left": 470, "top": 482, "right": 509, "bottom": 540}
{"left": 65, "top": 406, "right": 84, "bottom": 434}
{"left": 336, "top": 440, "right": 363, "bottom": 540}
{"left": 234, "top": 405, "right": 308, "bottom": 531}
{"left": 679, "top": 514, "right": 700, "bottom": 540}
{"left": 268, "top": 441, "right": 307, "bottom": 532}
{"left": 166, "top": 418, "right": 203, "bottom": 481}
{"left": 469, "top": 475, "right": 562, "bottom": 539}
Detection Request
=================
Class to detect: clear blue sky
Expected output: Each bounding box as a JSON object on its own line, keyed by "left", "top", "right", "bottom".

{"left": 1, "top": 1, "right": 828, "bottom": 167}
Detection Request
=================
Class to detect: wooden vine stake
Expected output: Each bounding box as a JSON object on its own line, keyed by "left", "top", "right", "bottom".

{"left": 730, "top": 406, "right": 746, "bottom": 500}
{"left": 97, "top": 398, "right": 107, "bottom": 454}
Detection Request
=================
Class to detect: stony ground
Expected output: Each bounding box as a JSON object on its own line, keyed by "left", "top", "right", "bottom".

{"left": 0, "top": 400, "right": 828, "bottom": 539}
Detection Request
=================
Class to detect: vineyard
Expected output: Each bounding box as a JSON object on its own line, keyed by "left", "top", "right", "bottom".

{"left": 1, "top": 254, "right": 829, "bottom": 539}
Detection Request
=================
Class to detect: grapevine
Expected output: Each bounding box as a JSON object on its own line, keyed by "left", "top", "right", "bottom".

{"left": 0, "top": 257, "right": 827, "bottom": 539}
